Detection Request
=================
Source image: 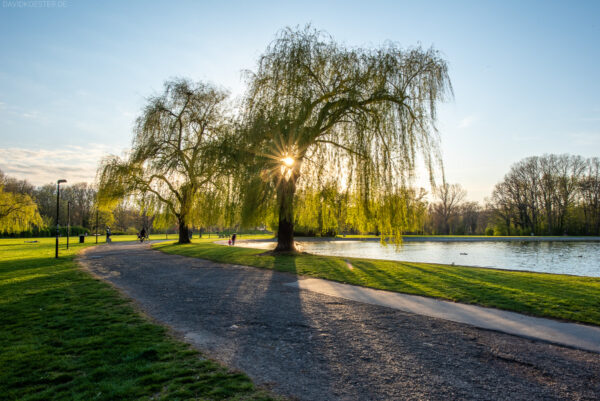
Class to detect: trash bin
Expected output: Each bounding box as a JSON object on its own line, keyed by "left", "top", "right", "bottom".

{"left": 79, "top": 235, "right": 85, "bottom": 243}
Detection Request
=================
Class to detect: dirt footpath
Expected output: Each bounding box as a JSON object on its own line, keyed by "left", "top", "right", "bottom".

{"left": 79, "top": 242, "right": 600, "bottom": 401}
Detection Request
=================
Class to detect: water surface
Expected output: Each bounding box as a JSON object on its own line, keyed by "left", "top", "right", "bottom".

{"left": 245, "top": 240, "right": 600, "bottom": 277}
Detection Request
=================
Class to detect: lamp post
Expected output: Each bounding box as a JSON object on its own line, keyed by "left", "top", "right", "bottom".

{"left": 55, "top": 179, "right": 67, "bottom": 258}
{"left": 67, "top": 201, "right": 71, "bottom": 250}
{"left": 95, "top": 209, "right": 99, "bottom": 244}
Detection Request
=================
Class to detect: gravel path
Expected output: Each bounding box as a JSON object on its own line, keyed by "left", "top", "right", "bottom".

{"left": 79, "top": 242, "right": 600, "bottom": 401}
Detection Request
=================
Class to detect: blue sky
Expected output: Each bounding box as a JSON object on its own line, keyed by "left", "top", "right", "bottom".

{"left": 0, "top": 0, "right": 599, "bottom": 201}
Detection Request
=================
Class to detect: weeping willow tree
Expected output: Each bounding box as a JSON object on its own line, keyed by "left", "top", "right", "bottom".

{"left": 295, "top": 181, "right": 346, "bottom": 236}
{"left": 190, "top": 174, "right": 241, "bottom": 233}
{"left": 97, "top": 79, "right": 232, "bottom": 244}
{"left": 343, "top": 186, "right": 429, "bottom": 236}
{"left": 0, "top": 185, "right": 42, "bottom": 234}
{"left": 239, "top": 27, "right": 452, "bottom": 252}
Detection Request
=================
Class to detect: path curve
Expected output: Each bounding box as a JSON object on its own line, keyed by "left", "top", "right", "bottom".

{"left": 79, "top": 242, "right": 600, "bottom": 401}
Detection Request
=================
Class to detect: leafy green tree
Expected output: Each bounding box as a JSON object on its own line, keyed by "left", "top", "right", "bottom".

{"left": 192, "top": 177, "right": 239, "bottom": 233}
{"left": 239, "top": 27, "right": 452, "bottom": 251}
{"left": 0, "top": 170, "right": 42, "bottom": 233}
{"left": 294, "top": 182, "right": 344, "bottom": 236}
{"left": 98, "top": 79, "right": 232, "bottom": 243}
{"left": 151, "top": 211, "right": 177, "bottom": 236}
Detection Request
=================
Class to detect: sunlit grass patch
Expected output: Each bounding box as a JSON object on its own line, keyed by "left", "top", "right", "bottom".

{"left": 0, "top": 238, "right": 275, "bottom": 400}
{"left": 155, "top": 239, "right": 600, "bottom": 326}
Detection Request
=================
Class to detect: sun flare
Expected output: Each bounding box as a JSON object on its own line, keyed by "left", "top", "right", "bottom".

{"left": 281, "top": 156, "right": 295, "bottom": 167}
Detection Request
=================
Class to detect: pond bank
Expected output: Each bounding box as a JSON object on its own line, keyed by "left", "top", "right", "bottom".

{"left": 403, "top": 236, "right": 600, "bottom": 242}
{"left": 236, "top": 236, "right": 600, "bottom": 244}
{"left": 235, "top": 236, "right": 600, "bottom": 278}
{"left": 331, "top": 236, "right": 600, "bottom": 242}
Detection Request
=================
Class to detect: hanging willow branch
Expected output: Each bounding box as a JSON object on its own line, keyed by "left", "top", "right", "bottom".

{"left": 239, "top": 26, "right": 452, "bottom": 249}
{"left": 97, "top": 79, "right": 233, "bottom": 244}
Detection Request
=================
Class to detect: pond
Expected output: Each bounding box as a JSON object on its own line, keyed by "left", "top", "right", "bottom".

{"left": 243, "top": 239, "right": 600, "bottom": 277}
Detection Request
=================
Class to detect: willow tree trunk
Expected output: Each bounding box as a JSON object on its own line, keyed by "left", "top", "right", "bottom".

{"left": 275, "top": 176, "right": 297, "bottom": 252}
{"left": 177, "top": 190, "right": 193, "bottom": 244}
{"left": 178, "top": 216, "right": 191, "bottom": 244}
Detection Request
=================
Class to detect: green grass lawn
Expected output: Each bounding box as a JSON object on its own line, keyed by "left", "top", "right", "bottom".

{"left": 155, "top": 238, "right": 600, "bottom": 326}
{"left": 0, "top": 237, "right": 275, "bottom": 401}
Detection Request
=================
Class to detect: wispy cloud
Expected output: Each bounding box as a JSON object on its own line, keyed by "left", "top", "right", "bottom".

{"left": 0, "top": 103, "right": 46, "bottom": 122}
{"left": 21, "top": 110, "right": 40, "bottom": 119}
{"left": 511, "top": 133, "right": 541, "bottom": 142}
{"left": 568, "top": 131, "right": 600, "bottom": 146}
{"left": 458, "top": 115, "right": 478, "bottom": 129}
{"left": 0, "top": 144, "right": 125, "bottom": 186}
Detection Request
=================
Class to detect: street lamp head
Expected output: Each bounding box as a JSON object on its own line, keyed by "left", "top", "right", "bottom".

{"left": 57, "top": 179, "right": 67, "bottom": 184}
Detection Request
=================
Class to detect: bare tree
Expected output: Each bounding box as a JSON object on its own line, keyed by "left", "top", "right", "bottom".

{"left": 459, "top": 201, "right": 481, "bottom": 234}
{"left": 579, "top": 157, "right": 600, "bottom": 235}
{"left": 431, "top": 183, "right": 466, "bottom": 234}
{"left": 554, "top": 155, "right": 586, "bottom": 233}
{"left": 490, "top": 181, "right": 515, "bottom": 235}
{"left": 490, "top": 154, "right": 595, "bottom": 235}
{"left": 1, "top": 172, "right": 35, "bottom": 197}
{"left": 62, "top": 183, "right": 96, "bottom": 227}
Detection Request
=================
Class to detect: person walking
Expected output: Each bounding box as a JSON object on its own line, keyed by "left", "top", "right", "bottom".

{"left": 231, "top": 233, "right": 237, "bottom": 246}
{"left": 106, "top": 227, "right": 112, "bottom": 243}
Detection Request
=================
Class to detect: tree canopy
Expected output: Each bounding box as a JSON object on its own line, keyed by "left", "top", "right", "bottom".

{"left": 97, "top": 79, "right": 232, "bottom": 243}
{"left": 239, "top": 26, "right": 452, "bottom": 251}
{"left": 490, "top": 154, "right": 600, "bottom": 235}
{"left": 0, "top": 170, "right": 42, "bottom": 233}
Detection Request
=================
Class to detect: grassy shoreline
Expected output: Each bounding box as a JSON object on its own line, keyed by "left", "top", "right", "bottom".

{"left": 155, "top": 238, "right": 600, "bottom": 326}
{"left": 336, "top": 234, "right": 600, "bottom": 241}
{"left": 0, "top": 238, "right": 274, "bottom": 400}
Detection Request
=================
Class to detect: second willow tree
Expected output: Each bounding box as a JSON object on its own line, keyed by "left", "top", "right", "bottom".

{"left": 97, "top": 79, "right": 232, "bottom": 244}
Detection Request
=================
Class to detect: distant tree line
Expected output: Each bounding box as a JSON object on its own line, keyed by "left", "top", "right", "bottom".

{"left": 0, "top": 168, "right": 249, "bottom": 238}
{"left": 0, "top": 170, "right": 151, "bottom": 237}
{"left": 489, "top": 155, "right": 600, "bottom": 236}
{"left": 2, "top": 153, "right": 599, "bottom": 238}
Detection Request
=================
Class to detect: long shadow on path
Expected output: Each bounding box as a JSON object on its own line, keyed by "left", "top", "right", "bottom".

{"left": 80, "top": 242, "right": 600, "bottom": 401}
